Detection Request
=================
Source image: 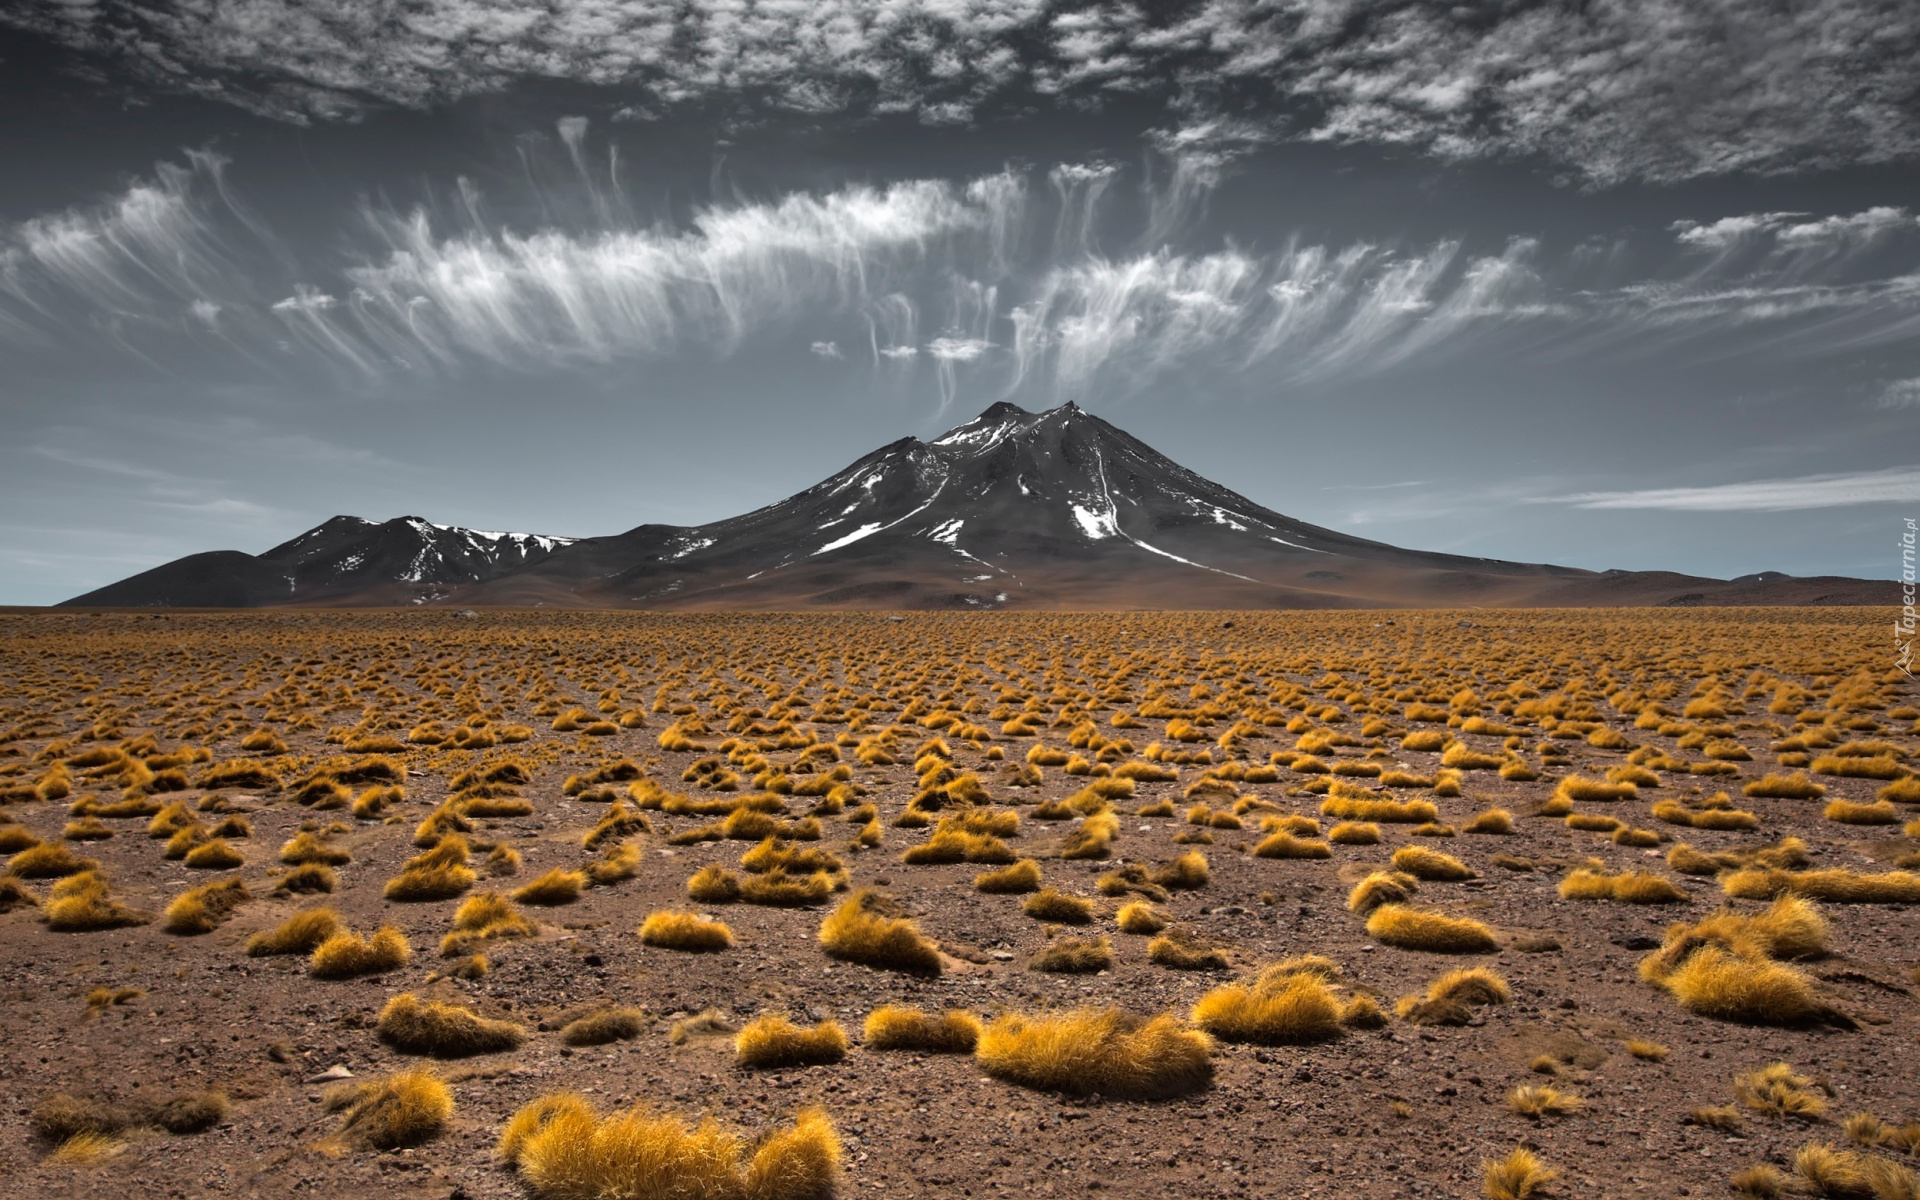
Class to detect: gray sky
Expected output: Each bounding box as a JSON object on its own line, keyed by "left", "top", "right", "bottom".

{"left": 3, "top": 2, "right": 1919, "bottom": 605}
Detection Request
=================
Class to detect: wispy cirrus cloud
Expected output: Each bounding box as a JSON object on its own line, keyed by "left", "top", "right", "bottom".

{"left": 8, "top": 0, "right": 1920, "bottom": 185}
{"left": 8, "top": 137, "right": 1920, "bottom": 413}
{"left": 1551, "top": 467, "right": 1920, "bottom": 512}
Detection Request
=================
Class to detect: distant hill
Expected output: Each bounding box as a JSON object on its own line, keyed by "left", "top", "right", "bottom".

{"left": 61, "top": 403, "right": 1894, "bottom": 610}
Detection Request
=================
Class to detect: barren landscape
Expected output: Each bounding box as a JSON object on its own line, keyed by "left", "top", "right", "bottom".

{"left": 0, "top": 606, "right": 1916, "bottom": 1200}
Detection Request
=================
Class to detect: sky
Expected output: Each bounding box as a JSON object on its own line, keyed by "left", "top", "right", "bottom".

{"left": 3, "top": 1, "right": 1919, "bottom": 605}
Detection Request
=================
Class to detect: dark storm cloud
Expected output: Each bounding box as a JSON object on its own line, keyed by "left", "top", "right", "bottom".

{"left": 8, "top": 0, "right": 1919, "bottom": 185}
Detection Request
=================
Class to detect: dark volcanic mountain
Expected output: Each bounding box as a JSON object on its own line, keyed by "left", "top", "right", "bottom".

{"left": 64, "top": 516, "right": 575, "bottom": 608}
{"left": 60, "top": 402, "right": 1891, "bottom": 610}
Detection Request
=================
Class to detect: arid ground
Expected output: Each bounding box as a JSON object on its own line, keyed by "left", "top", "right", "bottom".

{"left": 0, "top": 608, "right": 1914, "bottom": 1200}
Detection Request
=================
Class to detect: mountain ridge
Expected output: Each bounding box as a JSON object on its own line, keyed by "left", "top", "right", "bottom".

{"left": 59, "top": 402, "right": 1894, "bottom": 610}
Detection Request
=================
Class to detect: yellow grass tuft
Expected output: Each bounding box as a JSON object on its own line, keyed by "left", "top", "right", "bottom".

{"left": 639, "top": 910, "right": 735, "bottom": 952}
{"left": 561, "top": 1008, "right": 646, "bottom": 1047}
{"left": 1023, "top": 887, "right": 1095, "bottom": 924}
{"left": 44, "top": 870, "right": 151, "bottom": 930}
{"left": 975, "top": 1008, "right": 1213, "bottom": 1100}
{"left": 1508, "top": 1084, "right": 1583, "bottom": 1118}
{"left": 246, "top": 908, "right": 342, "bottom": 956}
{"left": 1115, "top": 901, "right": 1168, "bottom": 934}
{"left": 1392, "top": 846, "right": 1475, "bottom": 881}
{"left": 687, "top": 865, "right": 742, "bottom": 903}
{"left": 1824, "top": 799, "right": 1899, "bottom": 825}
{"left": 1397, "top": 967, "right": 1512, "bottom": 1025}
{"left": 818, "top": 889, "right": 941, "bottom": 975}
{"left": 1191, "top": 967, "right": 1342, "bottom": 1044}
{"left": 974, "top": 858, "right": 1042, "bottom": 893}
{"left": 1347, "top": 870, "right": 1418, "bottom": 915}
{"left": 311, "top": 925, "right": 410, "bottom": 979}
{"left": 1483, "top": 1147, "right": 1555, "bottom": 1200}
{"left": 1464, "top": 808, "right": 1513, "bottom": 834}
{"left": 513, "top": 868, "right": 587, "bottom": 906}
{"left": 1558, "top": 867, "right": 1689, "bottom": 903}
{"left": 1366, "top": 904, "right": 1497, "bottom": 953}
{"left": 862, "top": 1006, "right": 981, "bottom": 1052}
{"left": 735, "top": 1015, "right": 848, "bottom": 1069}
{"left": 1736, "top": 1062, "right": 1829, "bottom": 1119}
{"left": 1024, "top": 931, "right": 1112, "bottom": 972}
{"left": 327, "top": 1069, "right": 452, "bottom": 1149}
{"left": 378, "top": 992, "right": 526, "bottom": 1057}
{"left": 163, "top": 878, "right": 250, "bottom": 935}
{"left": 499, "top": 1095, "right": 841, "bottom": 1200}
{"left": 1328, "top": 820, "right": 1381, "bottom": 844}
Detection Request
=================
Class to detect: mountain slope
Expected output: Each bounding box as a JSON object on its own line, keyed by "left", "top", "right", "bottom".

{"left": 61, "top": 516, "right": 576, "bottom": 608}
{"left": 59, "top": 402, "right": 1893, "bottom": 610}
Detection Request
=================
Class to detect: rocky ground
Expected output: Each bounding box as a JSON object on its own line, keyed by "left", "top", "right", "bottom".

{"left": 0, "top": 608, "right": 1913, "bottom": 1200}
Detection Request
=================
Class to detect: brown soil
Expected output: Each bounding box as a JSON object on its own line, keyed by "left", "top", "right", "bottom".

{"left": 0, "top": 608, "right": 1914, "bottom": 1200}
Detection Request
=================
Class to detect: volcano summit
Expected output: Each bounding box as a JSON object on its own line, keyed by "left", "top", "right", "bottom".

{"left": 63, "top": 403, "right": 1887, "bottom": 610}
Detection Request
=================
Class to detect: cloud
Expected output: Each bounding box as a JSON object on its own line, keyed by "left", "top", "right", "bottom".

{"left": 9, "top": 0, "right": 1919, "bottom": 184}
{"left": 1878, "top": 379, "right": 1920, "bottom": 409}
{"left": 1552, "top": 467, "right": 1920, "bottom": 512}
{"left": 809, "top": 340, "right": 843, "bottom": 358}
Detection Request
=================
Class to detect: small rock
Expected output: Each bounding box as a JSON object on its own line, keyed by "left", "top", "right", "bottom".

{"left": 307, "top": 1065, "right": 354, "bottom": 1083}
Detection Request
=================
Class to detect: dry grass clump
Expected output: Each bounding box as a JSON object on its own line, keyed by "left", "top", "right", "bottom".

{"left": 1397, "top": 967, "right": 1511, "bottom": 1025}
{"left": 1558, "top": 868, "right": 1689, "bottom": 903}
{"left": 11, "top": 842, "right": 99, "bottom": 879}
{"left": 900, "top": 828, "right": 1015, "bottom": 865}
{"left": 441, "top": 892, "right": 537, "bottom": 956}
{"left": 561, "top": 1008, "right": 647, "bottom": 1047}
{"left": 741, "top": 868, "right": 836, "bottom": 906}
{"left": 1347, "top": 870, "right": 1419, "bottom": 915}
{"left": 378, "top": 992, "right": 526, "bottom": 1057}
{"left": 1116, "top": 901, "right": 1169, "bottom": 934}
{"left": 1253, "top": 830, "right": 1331, "bottom": 859}
{"left": 1625, "top": 1039, "right": 1669, "bottom": 1061}
{"left": 498, "top": 1095, "right": 841, "bottom": 1200}
{"left": 279, "top": 831, "right": 351, "bottom": 866}
{"left": 1641, "top": 941, "right": 1834, "bottom": 1026}
{"left": 687, "top": 865, "right": 743, "bottom": 903}
{"left": 1744, "top": 772, "right": 1827, "bottom": 800}
{"left": 311, "top": 925, "right": 411, "bottom": 979}
{"left": 1366, "top": 905, "right": 1497, "bottom": 953}
{"left": 327, "top": 1070, "right": 452, "bottom": 1149}
{"left": 1824, "top": 799, "right": 1900, "bottom": 825}
{"left": 818, "top": 889, "right": 941, "bottom": 975}
{"left": 975, "top": 858, "right": 1042, "bottom": 893}
{"left": 386, "top": 837, "right": 477, "bottom": 901}
{"left": 1147, "top": 929, "right": 1230, "bottom": 970}
{"left": 735, "top": 1015, "right": 847, "bottom": 1069}
{"left": 1464, "top": 808, "right": 1514, "bottom": 834}
{"left": 163, "top": 878, "right": 250, "bottom": 935}
{"left": 1392, "top": 846, "right": 1475, "bottom": 881}
{"left": 1032, "top": 935, "right": 1116, "bottom": 973}
{"left": 245, "top": 907, "right": 342, "bottom": 956}
{"left": 975, "top": 1009, "right": 1213, "bottom": 1099}
{"left": 1022, "top": 887, "right": 1095, "bottom": 924}
{"left": 513, "top": 868, "right": 587, "bottom": 906}
{"left": 1736, "top": 1063, "right": 1828, "bottom": 1119}
{"left": 1508, "top": 1084, "right": 1584, "bottom": 1118}
{"left": 1154, "top": 850, "right": 1209, "bottom": 889}
{"left": 1724, "top": 867, "right": 1920, "bottom": 904}
{"left": 1190, "top": 965, "right": 1343, "bottom": 1044}
{"left": 1483, "top": 1147, "right": 1555, "bottom": 1200}
{"left": 275, "top": 862, "right": 337, "bottom": 894}
{"left": 1320, "top": 794, "right": 1439, "bottom": 823}
{"left": 44, "top": 870, "right": 151, "bottom": 930}
{"left": 863, "top": 1006, "right": 980, "bottom": 1052}
{"left": 1328, "top": 820, "right": 1381, "bottom": 844}
{"left": 639, "top": 910, "right": 735, "bottom": 952}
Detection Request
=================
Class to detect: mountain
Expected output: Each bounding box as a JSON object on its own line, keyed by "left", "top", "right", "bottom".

{"left": 63, "top": 515, "right": 576, "bottom": 608}
{"left": 59, "top": 402, "right": 1893, "bottom": 610}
